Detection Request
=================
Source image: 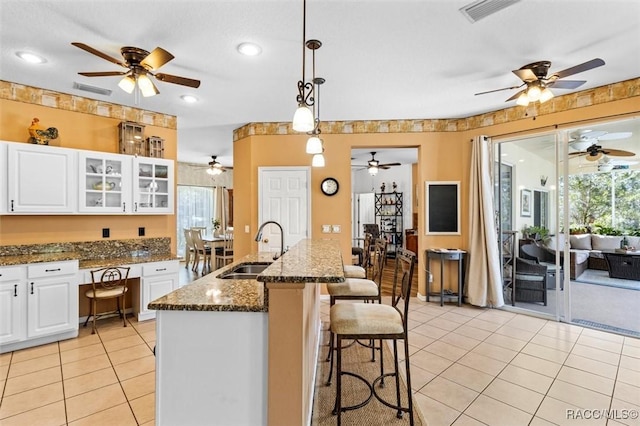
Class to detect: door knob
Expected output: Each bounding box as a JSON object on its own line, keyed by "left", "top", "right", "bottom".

{"left": 263, "top": 238, "right": 269, "bottom": 243}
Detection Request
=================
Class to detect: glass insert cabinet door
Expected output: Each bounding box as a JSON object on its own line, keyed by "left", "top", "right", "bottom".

{"left": 78, "top": 152, "right": 131, "bottom": 213}
{"left": 133, "top": 157, "right": 174, "bottom": 214}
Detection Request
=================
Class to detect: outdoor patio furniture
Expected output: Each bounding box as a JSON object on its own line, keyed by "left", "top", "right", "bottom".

{"left": 603, "top": 252, "right": 640, "bottom": 281}
{"left": 514, "top": 257, "right": 548, "bottom": 305}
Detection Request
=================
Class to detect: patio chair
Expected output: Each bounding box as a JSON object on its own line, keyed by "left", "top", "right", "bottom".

{"left": 514, "top": 257, "right": 548, "bottom": 305}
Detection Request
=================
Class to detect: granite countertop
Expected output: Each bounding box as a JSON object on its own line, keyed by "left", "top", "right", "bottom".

{"left": 148, "top": 253, "right": 276, "bottom": 313}
{"left": 148, "top": 239, "right": 345, "bottom": 313}
{"left": 0, "top": 252, "right": 179, "bottom": 268}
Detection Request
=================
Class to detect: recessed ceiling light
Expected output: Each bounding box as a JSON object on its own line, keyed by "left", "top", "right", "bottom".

{"left": 237, "top": 42, "right": 262, "bottom": 56}
{"left": 16, "top": 51, "right": 47, "bottom": 64}
{"left": 181, "top": 95, "right": 198, "bottom": 103}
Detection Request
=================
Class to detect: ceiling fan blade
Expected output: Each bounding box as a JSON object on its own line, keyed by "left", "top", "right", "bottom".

{"left": 474, "top": 84, "right": 523, "bottom": 96}
{"left": 78, "top": 71, "right": 128, "bottom": 77}
{"left": 505, "top": 88, "right": 526, "bottom": 102}
{"left": 378, "top": 162, "right": 402, "bottom": 168}
{"left": 547, "top": 80, "right": 586, "bottom": 89}
{"left": 568, "top": 151, "right": 587, "bottom": 157}
{"left": 601, "top": 148, "right": 635, "bottom": 157}
{"left": 512, "top": 68, "right": 538, "bottom": 82}
{"left": 598, "top": 132, "right": 632, "bottom": 141}
{"left": 140, "top": 47, "right": 174, "bottom": 70}
{"left": 71, "top": 42, "right": 127, "bottom": 68}
{"left": 154, "top": 73, "right": 201, "bottom": 88}
{"left": 552, "top": 58, "right": 605, "bottom": 79}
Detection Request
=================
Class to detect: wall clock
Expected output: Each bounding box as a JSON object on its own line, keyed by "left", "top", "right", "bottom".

{"left": 321, "top": 177, "right": 339, "bottom": 196}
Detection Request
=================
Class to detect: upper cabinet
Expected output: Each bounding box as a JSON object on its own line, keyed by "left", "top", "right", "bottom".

{"left": 7, "top": 143, "right": 76, "bottom": 213}
{"left": 78, "top": 151, "right": 132, "bottom": 214}
{"left": 2, "top": 142, "right": 174, "bottom": 215}
{"left": 133, "top": 157, "right": 174, "bottom": 214}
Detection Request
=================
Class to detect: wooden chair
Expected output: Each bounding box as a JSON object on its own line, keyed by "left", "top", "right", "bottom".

{"left": 191, "top": 228, "right": 212, "bottom": 273}
{"left": 84, "top": 266, "right": 131, "bottom": 334}
{"left": 183, "top": 228, "right": 196, "bottom": 269}
{"left": 215, "top": 230, "right": 234, "bottom": 269}
{"left": 329, "top": 248, "right": 417, "bottom": 424}
{"left": 325, "top": 238, "right": 387, "bottom": 385}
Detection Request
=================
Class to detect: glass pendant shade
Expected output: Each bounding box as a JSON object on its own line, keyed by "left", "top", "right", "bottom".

{"left": 368, "top": 166, "right": 378, "bottom": 176}
{"left": 137, "top": 74, "right": 158, "bottom": 97}
{"left": 293, "top": 105, "right": 315, "bottom": 132}
{"left": 516, "top": 93, "right": 530, "bottom": 106}
{"left": 526, "top": 85, "right": 542, "bottom": 102}
{"left": 539, "top": 88, "right": 554, "bottom": 103}
{"left": 311, "top": 153, "right": 325, "bottom": 167}
{"left": 118, "top": 76, "right": 136, "bottom": 94}
{"left": 306, "top": 135, "right": 323, "bottom": 154}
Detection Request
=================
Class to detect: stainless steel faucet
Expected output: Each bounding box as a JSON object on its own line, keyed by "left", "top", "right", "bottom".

{"left": 254, "top": 221, "right": 285, "bottom": 260}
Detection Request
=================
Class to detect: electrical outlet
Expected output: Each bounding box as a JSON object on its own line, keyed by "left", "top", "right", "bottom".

{"left": 332, "top": 225, "right": 341, "bottom": 233}
{"left": 102, "top": 228, "right": 110, "bottom": 238}
{"left": 322, "top": 225, "right": 331, "bottom": 233}
{"left": 138, "top": 227, "right": 145, "bottom": 237}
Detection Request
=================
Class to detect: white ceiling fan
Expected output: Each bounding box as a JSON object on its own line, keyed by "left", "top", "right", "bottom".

{"left": 568, "top": 129, "right": 633, "bottom": 151}
{"left": 578, "top": 155, "right": 638, "bottom": 172}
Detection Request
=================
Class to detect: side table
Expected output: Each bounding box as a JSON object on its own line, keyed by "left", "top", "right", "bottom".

{"left": 426, "top": 249, "right": 467, "bottom": 306}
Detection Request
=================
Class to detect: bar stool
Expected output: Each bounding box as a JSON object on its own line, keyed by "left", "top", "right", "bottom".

{"left": 325, "top": 238, "right": 387, "bottom": 385}
{"left": 344, "top": 233, "right": 373, "bottom": 278}
{"left": 329, "top": 248, "right": 417, "bottom": 425}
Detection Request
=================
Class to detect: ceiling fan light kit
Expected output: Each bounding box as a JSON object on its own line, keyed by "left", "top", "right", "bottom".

{"left": 72, "top": 42, "right": 200, "bottom": 100}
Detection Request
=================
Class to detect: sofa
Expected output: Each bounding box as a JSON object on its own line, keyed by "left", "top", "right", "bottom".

{"left": 545, "top": 234, "right": 640, "bottom": 279}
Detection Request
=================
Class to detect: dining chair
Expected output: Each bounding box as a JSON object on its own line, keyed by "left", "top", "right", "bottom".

{"left": 329, "top": 248, "right": 417, "bottom": 425}
{"left": 215, "top": 230, "right": 234, "bottom": 269}
{"left": 84, "top": 266, "right": 131, "bottom": 334}
{"left": 191, "top": 228, "right": 212, "bottom": 273}
{"left": 183, "top": 228, "right": 196, "bottom": 269}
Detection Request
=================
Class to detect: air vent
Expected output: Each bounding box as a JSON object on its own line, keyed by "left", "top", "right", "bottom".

{"left": 73, "top": 82, "right": 112, "bottom": 96}
{"left": 460, "top": 0, "right": 521, "bottom": 23}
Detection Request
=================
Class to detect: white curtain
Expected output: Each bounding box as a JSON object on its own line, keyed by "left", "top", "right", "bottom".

{"left": 214, "top": 186, "right": 228, "bottom": 233}
{"left": 466, "top": 136, "right": 504, "bottom": 307}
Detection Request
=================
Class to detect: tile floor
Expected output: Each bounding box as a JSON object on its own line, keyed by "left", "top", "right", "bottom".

{"left": 1, "top": 298, "right": 638, "bottom": 425}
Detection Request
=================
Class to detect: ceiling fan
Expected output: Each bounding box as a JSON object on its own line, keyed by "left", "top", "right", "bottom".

{"left": 202, "top": 156, "right": 232, "bottom": 175}
{"left": 578, "top": 155, "right": 638, "bottom": 172}
{"left": 475, "top": 58, "right": 605, "bottom": 106}
{"left": 353, "top": 152, "right": 401, "bottom": 175}
{"left": 71, "top": 42, "right": 201, "bottom": 97}
{"left": 568, "top": 129, "right": 634, "bottom": 161}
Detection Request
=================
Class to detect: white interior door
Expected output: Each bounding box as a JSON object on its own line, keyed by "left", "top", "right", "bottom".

{"left": 258, "top": 167, "right": 310, "bottom": 254}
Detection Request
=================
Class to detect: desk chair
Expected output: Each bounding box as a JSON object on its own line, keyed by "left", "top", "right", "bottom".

{"left": 330, "top": 248, "right": 417, "bottom": 424}
{"left": 84, "top": 266, "right": 131, "bottom": 334}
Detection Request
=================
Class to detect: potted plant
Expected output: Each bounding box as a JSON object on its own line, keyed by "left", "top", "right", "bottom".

{"left": 211, "top": 218, "right": 221, "bottom": 236}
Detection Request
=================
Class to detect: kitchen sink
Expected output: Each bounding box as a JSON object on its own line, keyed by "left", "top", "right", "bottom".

{"left": 217, "top": 262, "right": 272, "bottom": 280}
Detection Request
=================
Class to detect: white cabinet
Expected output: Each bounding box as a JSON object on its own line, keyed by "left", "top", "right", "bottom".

{"left": 0, "top": 266, "right": 26, "bottom": 345}
{"left": 78, "top": 151, "right": 132, "bottom": 213}
{"left": 133, "top": 157, "right": 174, "bottom": 214}
{"left": 138, "top": 260, "right": 179, "bottom": 321}
{"left": 27, "top": 262, "right": 79, "bottom": 338}
{"left": 0, "top": 261, "right": 78, "bottom": 354}
{"left": 7, "top": 143, "right": 76, "bottom": 213}
{"left": 0, "top": 142, "right": 7, "bottom": 214}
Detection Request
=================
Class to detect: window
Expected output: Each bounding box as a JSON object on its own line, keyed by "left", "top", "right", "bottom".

{"left": 176, "top": 185, "right": 214, "bottom": 257}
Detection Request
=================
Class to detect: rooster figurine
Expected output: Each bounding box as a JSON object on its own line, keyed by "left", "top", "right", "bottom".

{"left": 28, "top": 118, "right": 59, "bottom": 145}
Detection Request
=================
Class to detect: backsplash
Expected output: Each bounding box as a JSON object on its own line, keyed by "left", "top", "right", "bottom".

{"left": 0, "top": 237, "right": 171, "bottom": 259}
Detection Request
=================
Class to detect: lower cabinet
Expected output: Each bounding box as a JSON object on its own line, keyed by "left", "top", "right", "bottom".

{"left": 0, "top": 261, "right": 79, "bottom": 353}
{"left": 138, "top": 261, "right": 179, "bottom": 321}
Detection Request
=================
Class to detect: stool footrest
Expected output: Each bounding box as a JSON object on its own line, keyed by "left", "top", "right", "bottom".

{"left": 333, "top": 371, "right": 373, "bottom": 414}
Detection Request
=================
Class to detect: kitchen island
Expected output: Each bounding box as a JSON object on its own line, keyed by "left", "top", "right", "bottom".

{"left": 148, "top": 239, "right": 344, "bottom": 426}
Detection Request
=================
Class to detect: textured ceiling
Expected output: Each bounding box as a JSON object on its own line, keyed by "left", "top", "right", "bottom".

{"left": 1, "top": 0, "right": 639, "bottom": 167}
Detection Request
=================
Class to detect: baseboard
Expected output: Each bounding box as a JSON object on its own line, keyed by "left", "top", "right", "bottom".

{"left": 416, "top": 292, "right": 427, "bottom": 301}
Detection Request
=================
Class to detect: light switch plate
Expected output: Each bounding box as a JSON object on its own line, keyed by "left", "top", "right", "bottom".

{"left": 322, "top": 225, "right": 331, "bottom": 233}
{"left": 245, "top": 225, "right": 250, "bottom": 233}
{"left": 332, "top": 225, "right": 341, "bottom": 233}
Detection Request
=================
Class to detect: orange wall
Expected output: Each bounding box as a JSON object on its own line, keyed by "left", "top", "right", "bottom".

{"left": 234, "top": 97, "right": 639, "bottom": 296}
{"left": 0, "top": 99, "right": 178, "bottom": 249}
